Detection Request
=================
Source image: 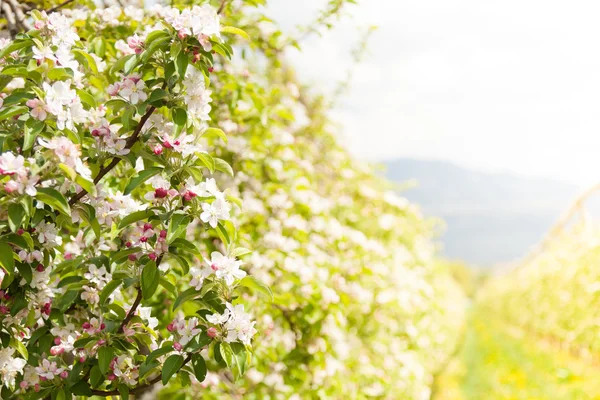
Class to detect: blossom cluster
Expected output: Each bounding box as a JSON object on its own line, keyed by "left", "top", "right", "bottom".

{"left": 0, "top": 3, "right": 262, "bottom": 398}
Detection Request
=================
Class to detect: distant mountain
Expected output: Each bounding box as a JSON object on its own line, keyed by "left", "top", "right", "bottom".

{"left": 384, "top": 158, "right": 580, "bottom": 267}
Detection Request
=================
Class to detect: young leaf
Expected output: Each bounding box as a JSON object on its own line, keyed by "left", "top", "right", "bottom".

{"left": 98, "top": 346, "right": 114, "bottom": 375}
{"left": 161, "top": 354, "right": 184, "bottom": 385}
{"left": 7, "top": 203, "right": 25, "bottom": 233}
{"left": 191, "top": 354, "right": 207, "bottom": 383}
{"left": 36, "top": 187, "right": 71, "bottom": 216}
{"left": 221, "top": 26, "right": 251, "bottom": 41}
{"left": 141, "top": 261, "right": 159, "bottom": 300}
{"left": 124, "top": 167, "right": 162, "bottom": 195}
{"left": 239, "top": 276, "right": 273, "bottom": 301}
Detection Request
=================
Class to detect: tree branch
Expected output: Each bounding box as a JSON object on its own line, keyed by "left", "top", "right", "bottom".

{"left": 46, "top": 0, "right": 76, "bottom": 13}
{"left": 217, "top": 0, "right": 227, "bottom": 15}
{"left": 117, "top": 254, "right": 163, "bottom": 333}
{"left": 68, "top": 105, "right": 157, "bottom": 206}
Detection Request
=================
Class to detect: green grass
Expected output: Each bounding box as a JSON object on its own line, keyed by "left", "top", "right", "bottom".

{"left": 434, "top": 310, "right": 600, "bottom": 400}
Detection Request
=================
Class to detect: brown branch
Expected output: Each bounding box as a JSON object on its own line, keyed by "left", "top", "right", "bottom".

{"left": 217, "top": 0, "right": 227, "bottom": 15}
{"left": 90, "top": 355, "right": 192, "bottom": 397}
{"left": 46, "top": 0, "right": 76, "bottom": 13}
{"left": 68, "top": 105, "right": 157, "bottom": 206}
{"left": 117, "top": 254, "right": 163, "bottom": 333}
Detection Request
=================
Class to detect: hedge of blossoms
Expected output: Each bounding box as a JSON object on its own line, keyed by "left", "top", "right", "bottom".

{"left": 480, "top": 220, "right": 600, "bottom": 359}
{"left": 151, "top": 2, "right": 463, "bottom": 399}
{"left": 0, "top": 1, "right": 467, "bottom": 399}
{"left": 0, "top": 3, "right": 268, "bottom": 399}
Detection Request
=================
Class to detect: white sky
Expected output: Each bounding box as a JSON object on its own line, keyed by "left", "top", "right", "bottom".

{"left": 266, "top": 0, "right": 600, "bottom": 187}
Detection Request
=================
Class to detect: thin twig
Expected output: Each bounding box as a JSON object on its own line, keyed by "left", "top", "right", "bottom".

{"left": 46, "top": 0, "right": 76, "bottom": 13}
{"left": 68, "top": 105, "right": 157, "bottom": 205}
{"left": 116, "top": 255, "right": 162, "bottom": 334}
{"left": 217, "top": 0, "right": 227, "bottom": 15}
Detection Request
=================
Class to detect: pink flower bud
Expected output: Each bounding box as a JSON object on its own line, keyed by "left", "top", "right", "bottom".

{"left": 97, "top": 339, "right": 106, "bottom": 346}
{"left": 183, "top": 191, "right": 197, "bottom": 202}
{"left": 50, "top": 346, "right": 64, "bottom": 356}
{"left": 79, "top": 356, "right": 86, "bottom": 363}
{"left": 173, "top": 342, "right": 183, "bottom": 351}
{"left": 16, "top": 228, "right": 24, "bottom": 235}
{"left": 54, "top": 337, "right": 61, "bottom": 345}
{"left": 154, "top": 188, "right": 168, "bottom": 199}
{"left": 40, "top": 376, "right": 47, "bottom": 382}
{"left": 153, "top": 145, "right": 163, "bottom": 155}
{"left": 0, "top": 305, "right": 9, "bottom": 314}
{"left": 34, "top": 20, "right": 45, "bottom": 29}
{"left": 20, "top": 381, "right": 28, "bottom": 389}
{"left": 36, "top": 264, "right": 44, "bottom": 272}
{"left": 159, "top": 230, "right": 167, "bottom": 238}
{"left": 178, "top": 29, "right": 188, "bottom": 39}
{"left": 128, "top": 254, "right": 137, "bottom": 262}
{"left": 4, "top": 180, "right": 18, "bottom": 193}
{"left": 211, "top": 264, "right": 218, "bottom": 271}
{"left": 140, "top": 237, "right": 148, "bottom": 243}
{"left": 34, "top": 384, "right": 41, "bottom": 392}
{"left": 82, "top": 322, "right": 91, "bottom": 329}
{"left": 100, "top": 323, "right": 106, "bottom": 330}
{"left": 167, "top": 323, "right": 175, "bottom": 332}
{"left": 148, "top": 253, "right": 157, "bottom": 261}
{"left": 207, "top": 327, "right": 218, "bottom": 338}
{"left": 107, "top": 373, "right": 116, "bottom": 381}
{"left": 60, "top": 371, "right": 69, "bottom": 379}
{"left": 143, "top": 223, "right": 153, "bottom": 231}
{"left": 125, "top": 241, "right": 132, "bottom": 248}
{"left": 208, "top": 67, "right": 214, "bottom": 73}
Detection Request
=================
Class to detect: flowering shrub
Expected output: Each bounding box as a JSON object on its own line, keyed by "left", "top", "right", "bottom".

{"left": 0, "top": 3, "right": 264, "bottom": 399}
{"left": 480, "top": 219, "right": 600, "bottom": 358}
{"left": 0, "top": 1, "right": 467, "bottom": 399}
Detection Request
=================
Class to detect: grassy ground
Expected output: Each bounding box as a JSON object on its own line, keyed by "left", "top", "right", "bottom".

{"left": 433, "top": 310, "right": 600, "bottom": 400}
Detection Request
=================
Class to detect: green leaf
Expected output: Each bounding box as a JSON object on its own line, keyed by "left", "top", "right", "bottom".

{"left": 124, "top": 167, "right": 162, "bottom": 195}
{"left": 197, "top": 152, "right": 215, "bottom": 173}
{"left": 0, "top": 106, "right": 28, "bottom": 122}
{"left": 24, "top": 119, "right": 44, "bottom": 151}
{"left": 191, "top": 354, "right": 207, "bottom": 383}
{"left": 161, "top": 354, "right": 184, "bottom": 385}
{"left": 147, "top": 88, "right": 169, "bottom": 106}
{"left": 76, "top": 175, "right": 97, "bottom": 197}
{"left": 47, "top": 67, "right": 74, "bottom": 81}
{"left": 89, "top": 365, "right": 103, "bottom": 388}
{"left": 99, "top": 279, "right": 122, "bottom": 305}
{"left": 10, "top": 337, "right": 28, "bottom": 359}
{"left": 98, "top": 346, "right": 114, "bottom": 375}
{"left": 7, "top": 203, "right": 25, "bottom": 233}
{"left": 73, "top": 49, "right": 98, "bottom": 74}
{"left": 70, "top": 381, "right": 93, "bottom": 396}
{"left": 216, "top": 223, "right": 231, "bottom": 246}
{"left": 175, "top": 52, "right": 189, "bottom": 77}
{"left": 141, "top": 261, "right": 159, "bottom": 300}
{"left": 173, "top": 287, "right": 200, "bottom": 311}
{"left": 214, "top": 158, "right": 234, "bottom": 176}
{"left": 145, "top": 344, "right": 173, "bottom": 365}
{"left": 76, "top": 89, "right": 97, "bottom": 108}
{"left": 118, "top": 209, "right": 155, "bottom": 229}
{"left": 58, "top": 163, "right": 76, "bottom": 180}
{"left": 117, "top": 384, "right": 129, "bottom": 400}
{"left": 0, "top": 39, "right": 32, "bottom": 58}
{"left": 0, "top": 242, "right": 15, "bottom": 273}
{"left": 239, "top": 276, "right": 273, "bottom": 301}
{"left": 173, "top": 107, "right": 187, "bottom": 127}
{"left": 202, "top": 127, "right": 228, "bottom": 143}
{"left": 221, "top": 26, "right": 251, "bottom": 41}
{"left": 36, "top": 187, "right": 70, "bottom": 216}
{"left": 231, "top": 247, "right": 252, "bottom": 258}
{"left": 2, "top": 91, "right": 34, "bottom": 107}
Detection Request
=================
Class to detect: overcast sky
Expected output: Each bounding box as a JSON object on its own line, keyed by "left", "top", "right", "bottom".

{"left": 266, "top": 0, "right": 600, "bottom": 187}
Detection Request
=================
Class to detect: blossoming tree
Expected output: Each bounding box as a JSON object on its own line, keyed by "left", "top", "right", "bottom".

{"left": 0, "top": 2, "right": 265, "bottom": 399}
